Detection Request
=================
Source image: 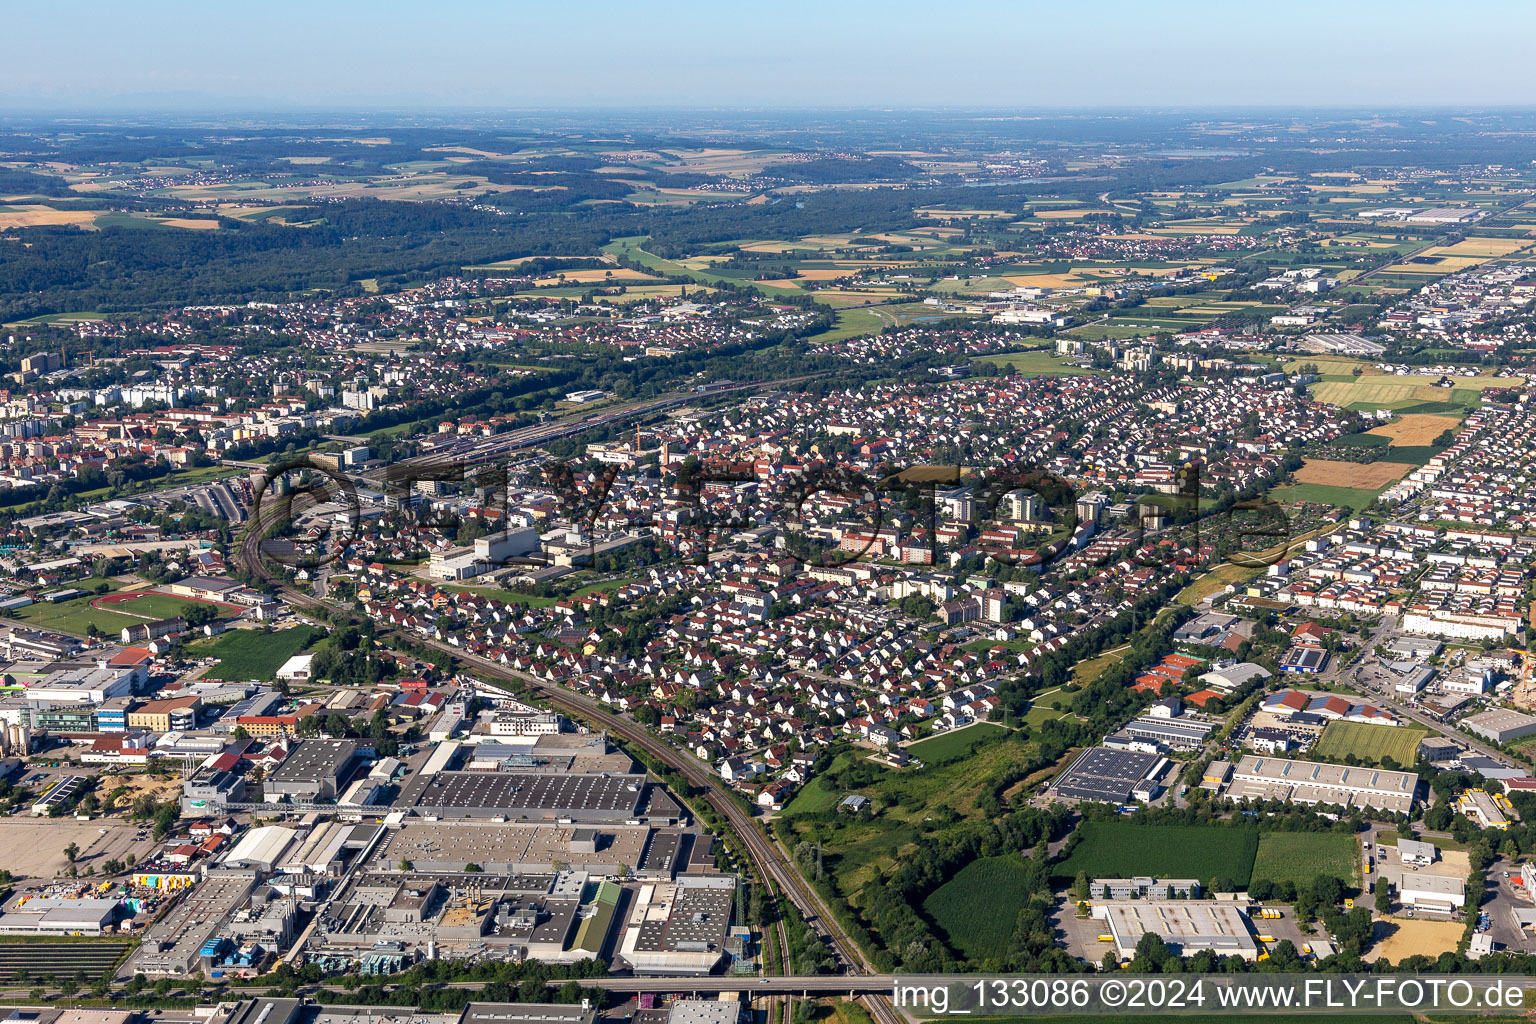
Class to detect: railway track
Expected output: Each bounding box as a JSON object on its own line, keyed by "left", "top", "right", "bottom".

{"left": 235, "top": 387, "right": 905, "bottom": 1024}
{"left": 379, "top": 374, "right": 827, "bottom": 474}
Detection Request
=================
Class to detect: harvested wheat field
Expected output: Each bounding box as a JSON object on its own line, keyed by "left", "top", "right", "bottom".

{"left": 1295, "top": 459, "right": 1411, "bottom": 488}
{"left": 1002, "top": 274, "right": 1085, "bottom": 288}
{"left": 1030, "top": 208, "right": 1110, "bottom": 219}
{"left": 0, "top": 206, "right": 96, "bottom": 229}
{"left": 533, "top": 268, "right": 657, "bottom": 284}
{"left": 1432, "top": 237, "right": 1529, "bottom": 259}
{"left": 1366, "top": 414, "right": 1463, "bottom": 445}
{"left": 1367, "top": 917, "right": 1464, "bottom": 963}
{"left": 781, "top": 268, "right": 854, "bottom": 281}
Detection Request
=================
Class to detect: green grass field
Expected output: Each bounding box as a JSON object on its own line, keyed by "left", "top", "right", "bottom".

{"left": 1067, "top": 322, "right": 1170, "bottom": 341}
{"left": 1072, "top": 647, "right": 1128, "bottom": 685}
{"left": 1331, "top": 432, "right": 1392, "bottom": 449}
{"left": 905, "top": 722, "right": 1009, "bottom": 765}
{"left": 816, "top": 308, "right": 889, "bottom": 343}
{"left": 1312, "top": 720, "right": 1427, "bottom": 766}
{"left": 602, "top": 236, "right": 805, "bottom": 299}
{"left": 2, "top": 311, "right": 109, "bottom": 328}
{"left": 1267, "top": 482, "right": 1381, "bottom": 511}
{"left": 1021, "top": 697, "right": 1079, "bottom": 729}
{"left": 1251, "top": 831, "right": 1360, "bottom": 888}
{"left": 1050, "top": 822, "right": 1258, "bottom": 887}
{"left": 781, "top": 776, "right": 841, "bottom": 815}
{"left": 921, "top": 855, "right": 1033, "bottom": 960}
{"left": 1386, "top": 398, "right": 1480, "bottom": 415}
{"left": 1176, "top": 563, "right": 1259, "bottom": 605}
{"left": 782, "top": 751, "right": 857, "bottom": 815}
{"left": 4, "top": 579, "right": 131, "bottom": 636}
{"left": 781, "top": 738, "right": 1044, "bottom": 894}
{"left": 441, "top": 584, "right": 559, "bottom": 607}
{"left": 191, "top": 625, "right": 326, "bottom": 681}
{"left": 1371, "top": 444, "right": 1445, "bottom": 465}
{"left": 980, "top": 350, "right": 1104, "bottom": 376}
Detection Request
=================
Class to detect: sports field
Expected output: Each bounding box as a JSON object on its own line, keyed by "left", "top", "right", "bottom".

{"left": 1251, "top": 832, "right": 1360, "bottom": 888}
{"left": 1311, "top": 721, "right": 1427, "bottom": 766}
{"left": 1050, "top": 822, "right": 1257, "bottom": 887}
{"left": 94, "top": 591, "right": 236, "bottom": 620}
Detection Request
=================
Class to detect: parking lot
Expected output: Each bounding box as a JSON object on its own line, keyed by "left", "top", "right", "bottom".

{"left": 1051, "top": 897, "right": 1115, "bottom": 961}
{"left": 1483, "top": 855, "right": 1534, "bottom": 953}
{"left": 1049, "top": 896, "right": 1313, "bottom": 962}
{"left": 0, "top": 820, "right": 144, "bottom": 879}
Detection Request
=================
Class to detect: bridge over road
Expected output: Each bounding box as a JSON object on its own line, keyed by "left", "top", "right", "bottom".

{"left": 549, "top": 977, "right": 901, "bottom": 996}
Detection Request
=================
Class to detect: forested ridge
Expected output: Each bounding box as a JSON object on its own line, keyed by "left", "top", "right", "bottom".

{"left": 6, "top": 113, "right": 1536, "bottom": 318}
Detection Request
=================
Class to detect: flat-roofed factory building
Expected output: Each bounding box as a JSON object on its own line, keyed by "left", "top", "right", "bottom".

{"left": 1093, "top": 900, "right": 1259, "bottom": 961}
{"left": 666, "top": 1002, "right": 740, "bottom": 1024}
{"left": 1051, "top": 747, "right": 1168, "bottom": 804}
{"left": 224, "top": 998, "right": 598, "bottom": 1024}
{"left": 617, "top": 874, "right": 736, "bottom": 974}
{"left": 370, "top": 820, "right": 689, "bottom": 876}
{"left": 402, "top": 771, "right": 651, "bottom": 822}
{"left": 1398, "top": 873, "right": 1466, "bottom": 914}
{"left": 1463, "top": 708, "right": 1536, "bottom": 745}
{"left": 264, "top": 739, "right": 358, "bottom": 803}
{"left": 1226, "top": 755, "right": 1416, "bottom": 813}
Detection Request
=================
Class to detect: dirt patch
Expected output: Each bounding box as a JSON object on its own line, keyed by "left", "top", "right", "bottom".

{"left": 1367, "top": 916, "right": 1464, "bottom": 963}
{"left": 1365, "top": 414, "right": 1463, "bottom": 446}
{"left": 105, "top": 774, "right": 182, "bottom": 811}
{"left": 1294, "top": 459, "right": 1411, "bottom": 488}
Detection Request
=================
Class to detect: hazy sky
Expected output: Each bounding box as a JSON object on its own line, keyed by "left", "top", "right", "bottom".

{"left": 7, "top": 0, "right": 1536, "bottom": 110}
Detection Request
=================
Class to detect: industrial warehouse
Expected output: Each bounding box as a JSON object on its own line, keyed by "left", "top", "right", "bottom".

{"left": 224, "top": 998, "right": 602, "bottom": 1024}
{"left": 1051, "top": 746, "right": 1169, "bottom": 803}
{"left": 1092, "top": 901, "right": 1260, "bottom": 961}
{"left": 373, "top": 821, "right": 696, "bottom": 877}
{"left": 224, "top": 814, "right": 737, "bottom": 971}
{"left": 1222, "top": 755, "right": 1419, "bottom": 813}
{"left": 399, "top": 771, "right": 666, "bottom": 822}
{"left": 1461, "top": 708, "right": 1536, "bottom": 744}
{"left": 616, "top": 874, "right": 740, "bottom": 974}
